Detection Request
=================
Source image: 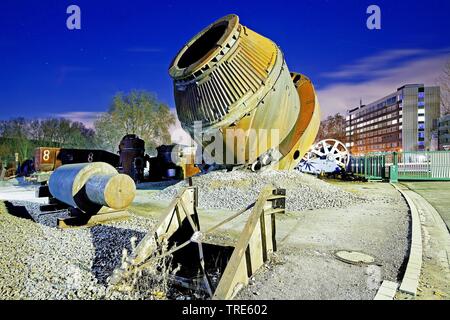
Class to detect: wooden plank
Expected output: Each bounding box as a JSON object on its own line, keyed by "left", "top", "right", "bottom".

{"left": 125, "top": 188, "right": 192, "bottom": 267}
{"left": 260, "top": 214, "right": 268, "bottom": 261}
{"left": 248, "top": 220, "right": 264, "bottom": 274}
{"left": 213, "top": 186, "right": 274, "bottom": 300}
{"left": 110, "top": 185, "right": 285, "bottom": 300}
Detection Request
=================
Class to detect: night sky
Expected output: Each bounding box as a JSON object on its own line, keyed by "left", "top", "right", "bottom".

{"left": 1, "top": 0, "right": 450, "bottom": 126}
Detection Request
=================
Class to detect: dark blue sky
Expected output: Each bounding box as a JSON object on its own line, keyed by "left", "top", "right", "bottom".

{"left": 1, "top": 0, "right": 450, "bottom": 122}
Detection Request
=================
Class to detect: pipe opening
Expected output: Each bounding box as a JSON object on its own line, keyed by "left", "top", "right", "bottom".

{"left": 177, "top": 22, "right": 229, "bottom": 69}
{"left": 251, "top": 161, "right": 262, "bottom": 172}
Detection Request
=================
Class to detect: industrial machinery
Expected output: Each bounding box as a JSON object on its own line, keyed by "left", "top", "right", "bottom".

{"left": 34, "top": 147, "right": 120, "bottom": 173}
{"left": 169, "top": 14, "right": 320, "bottom": 171}
{"left": 117, "top": 134, "right": 200, "bottom": 182}
{"left": 48, "top": 162, "right": 136, "bottom": 214}
{"left": 43, "top": 162, "right": 136, "bottom": 227}
{"left": 33, "top": 135, "right": 199, "bottom": 184}
{"left": 109, "top": 13, "right": 322, "bottom": 301}
{"left": 149, "top": 144, "right": 200, "bottom": 181}
{"left": 297, "top": 139, "right": 350, "bottom": 175}
{"left": 118, "top": 134, "right": 148, "bottom": 183}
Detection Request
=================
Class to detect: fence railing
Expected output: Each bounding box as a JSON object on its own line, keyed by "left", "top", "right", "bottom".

{"left": 348, "top": 151, "right": 450, "bottom": 181}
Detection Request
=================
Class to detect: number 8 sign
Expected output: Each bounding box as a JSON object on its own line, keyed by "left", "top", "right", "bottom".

{"left": 43, "top": 149, "right": 51, "bottom": 162}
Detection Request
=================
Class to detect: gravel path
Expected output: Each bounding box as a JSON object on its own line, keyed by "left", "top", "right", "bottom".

{"left": 150, "top": 170, "right": 368, "bottom": 212}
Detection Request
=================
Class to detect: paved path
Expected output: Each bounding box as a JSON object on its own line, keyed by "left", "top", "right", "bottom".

{"left": 0, "top": 184, "right": 48, "bottom": 204}
{"left": 397, "top": 183, "right": 450, "bottom": 299}
{"left": 401, "top": 182, "right": 450, "bottom": 231}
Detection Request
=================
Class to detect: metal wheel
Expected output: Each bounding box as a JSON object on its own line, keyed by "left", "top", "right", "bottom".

{"left": 298, "top": 139, "right": 349, "bottom": 174}
{"left": 307, "top": 139, "right": 349, "bottom": 167}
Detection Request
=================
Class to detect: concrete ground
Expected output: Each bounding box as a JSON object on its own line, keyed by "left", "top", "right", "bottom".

{"left": 0, "top": 179, "right": 47, "bottom": 204}
{"left": 400, "top": 182, "right": 450, "bottom": 231}
{"left": 236, "top": 182, "right": 409, "bottom": 300}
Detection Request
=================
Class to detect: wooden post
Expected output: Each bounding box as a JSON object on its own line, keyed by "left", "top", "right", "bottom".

{"left": 213, "top": 187, "right": 285, "bottom": 300}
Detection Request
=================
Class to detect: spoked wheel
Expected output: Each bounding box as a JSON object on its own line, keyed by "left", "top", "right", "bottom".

{"left": 298, "top": 139, "right": 349, "bottom": 173}
{"left": 309, "top": 139, "right": 349, "bottom": 167}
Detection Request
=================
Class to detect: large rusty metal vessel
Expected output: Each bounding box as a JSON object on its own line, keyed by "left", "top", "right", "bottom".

{"left": 169, "top": 14, "right": 320, "bottom": 171}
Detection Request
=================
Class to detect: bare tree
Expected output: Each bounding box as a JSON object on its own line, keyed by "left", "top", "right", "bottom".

{"left": 0, "top": 118, "right": 32, "bottom": 162}
{"left": 316, "top": 113, "right": 347, "bottom": 143}
{"left": 94, "top": 90, "right": 176, "bottom": 153}
{"left": 438, "top": 59, "right": 450, "bottom": 116}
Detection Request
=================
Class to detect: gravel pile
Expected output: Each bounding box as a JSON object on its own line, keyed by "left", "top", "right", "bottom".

{"left": 151, "top": 170, "right": 367, "bottom": 211}
{"left": 0, "top": 202, "right": 156, "bottom": 300}
{"left": 3, "top": 200, "right": 71, "bottom": 227}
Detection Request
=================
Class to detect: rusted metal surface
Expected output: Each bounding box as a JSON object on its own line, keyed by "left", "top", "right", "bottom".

{"left": 277, "top": 73, "right": 321, "bottom": 170}
{"left": 169, "top": 14, "right": 320, "bottom": 169}
{"left": 34, "top": 147, "right": 120, "bottom": 172}
{"left": 119, "top": 134, "right": 146, "bottom": 182}
{"left": 34, "top": 147, "right": 61, "bottom": 172}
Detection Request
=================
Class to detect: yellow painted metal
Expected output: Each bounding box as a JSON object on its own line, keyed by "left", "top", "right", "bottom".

{"left": 276, "top": 73, "right": 321, "bottom": 170}
{"left": 169, "top": 14, "right": 320, "bottom": 169}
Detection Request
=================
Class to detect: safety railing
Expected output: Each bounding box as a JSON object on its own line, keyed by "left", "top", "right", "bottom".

{"left": 349, "top": 151, "right": 450, "bottom": 181}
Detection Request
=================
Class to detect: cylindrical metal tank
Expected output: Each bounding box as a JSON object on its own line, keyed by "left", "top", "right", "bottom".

{"left": 48, "top": 162, "right": 136, "bottom": 214}
{"left": 119, "top": 134, "right": 146, "bottom": 182}
{"left": 169, "top": 14, "right": 320, "bottom": 170}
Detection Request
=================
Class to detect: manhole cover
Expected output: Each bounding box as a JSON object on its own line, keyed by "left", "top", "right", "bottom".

{"left": 334, "top": 250, "right": 375, "bottom": 265}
